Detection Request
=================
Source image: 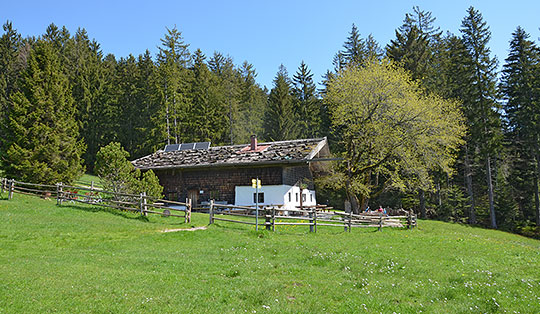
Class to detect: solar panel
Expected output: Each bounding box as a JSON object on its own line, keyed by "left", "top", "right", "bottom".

{"left": 164, "top": 144, "right": 180, "bottom": 152}
{"left": 179, "top": 143, "right": 196, "bottom": 150}
{"left": 194, "top": 142, "right": 211, "bottom": 150}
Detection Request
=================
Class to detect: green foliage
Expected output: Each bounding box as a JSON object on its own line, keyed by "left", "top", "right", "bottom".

{"left": 386, "top": 6, "right": 442, "bottom": 88}
{"left": 263, "top": 65, "right": 298, "bottom": 141}
{"left": 2, "top": 39, "right": 84, "bottom": 184}
{"left": 292, "top": 61, "right": 323, "bottom": 138}
{"left": 500, "top": 26, "right": 540, "bottom": 226}
{"left": 324, "top": 59, "right": 466, "bottom": 211}
{"left": 95, "top": 142, "right": 163, "bottom": 198}
{"left": 95, "top": 142, "right": 136, "bottom": 195}
{"left": 189, "top": 49, "right": 228, "bottom": 143}
{"left": 135, "top": 170, "right": 163, "bottom": 199}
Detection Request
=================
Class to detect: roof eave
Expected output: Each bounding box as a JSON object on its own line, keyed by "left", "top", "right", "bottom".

{"left": 134, "top": 159, "right": 310, "bottom": 171}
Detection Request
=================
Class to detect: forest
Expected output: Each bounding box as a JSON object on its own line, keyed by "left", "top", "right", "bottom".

{"left": 1, "top": 6, "right": 539, "bottom": 236}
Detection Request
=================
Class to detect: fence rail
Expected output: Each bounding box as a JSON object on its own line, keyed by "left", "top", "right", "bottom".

{"left": 1, "top": 177, "right": 417, "bottom": 232}
{"left": 0, "top": 178, "right": 191, "bottom": 223}
{"left": 208, "top": 200, "right": 417, "bottom": 232}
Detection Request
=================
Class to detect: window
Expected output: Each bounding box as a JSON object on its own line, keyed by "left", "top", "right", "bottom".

{"left": 288, "top": 192, "right": 291, "bottom": 202}
{"left": 310, "top": 194, "right": 313, "bottom": 202}
{"left": 296, "top": 193, "right": 299, "bottom": 202}
{"left": 253, "top": 192, "right": 264, "bottom": 203}
{"left": 302, "top": 194, "right": 306, "bottom": 202}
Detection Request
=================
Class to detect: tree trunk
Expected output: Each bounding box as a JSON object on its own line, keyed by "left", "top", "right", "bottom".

{"left": 419, "top": 189, "right": 426, "bottom": 219}
{"left": 360, "top": 195, "right": 369, "bottom": 212}
{"left": 486, "top": 155, "right": 496, "bottom": 229}
{"left": 437, "top": 182, "right": 442, "bottom": 207}
{"left": 535, "top": 150, "right": 540, "bottom": 226}
{"left": 464, "top": 146, "right": 476, "bottom": 224}
{"left": 165, "top": 86, "right": 170, "bottom": 145}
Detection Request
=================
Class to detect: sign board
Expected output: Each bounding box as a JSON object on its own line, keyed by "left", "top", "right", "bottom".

{"left": 251, "top": 178, "right": 261, "bottom": 188}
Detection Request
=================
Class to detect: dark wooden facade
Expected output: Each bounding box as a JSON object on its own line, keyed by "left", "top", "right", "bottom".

{"left": 155, "top": 163, "right": 314, "bottom": 205}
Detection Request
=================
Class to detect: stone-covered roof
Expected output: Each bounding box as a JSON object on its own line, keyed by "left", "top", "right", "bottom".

{"left": 132, "top": 138, "right": 328, "bottom": 170}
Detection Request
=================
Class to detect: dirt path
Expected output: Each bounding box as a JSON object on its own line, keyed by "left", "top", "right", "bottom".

{"left": 161, "top": 226, "right": 207, "bottom": 233}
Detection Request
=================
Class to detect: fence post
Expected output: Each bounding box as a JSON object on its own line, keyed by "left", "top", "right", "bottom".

{"left": 348, "top": 211, "right": 352, "bottom": 232}
{"left": 8, "top": 179, "right": 14, "bottom": 200}
{"left": 309, "top": 209, "right": 314, "bottom": 233}
{"left": 139, "top": 193, "right": 144, "bottom": 215}
{"left": 186, "top": 198, "right": 192, "bottom": 223}
{"left": 1, "top": 178, "right": 5, "bottom": 194}
{"left": 407, "top": 210, "right": 412, "bottom": 229}
{"left": 209, "top": 199, "right": 214, "bottom": 225}
{"left": 272, "top": 206, "right": 275, "bottom": 232}
{"left": 265, "top": 207, "right": 271, "bottom": 231}
{"left": 378, "top": 212, "right": 383, "bottom": 232}
{"left": 56, "top": 182, "right": 63, "bottom": 205}
{"left": 314, "top": 208, "right": 317, "bottom": 233}
{"left": 142, "top": 192, "right": 147, "bottom": 216}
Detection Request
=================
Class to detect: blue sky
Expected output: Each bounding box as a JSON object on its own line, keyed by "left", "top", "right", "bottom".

{"left": 2, "top": 1, "right": 539, "bottom": 89}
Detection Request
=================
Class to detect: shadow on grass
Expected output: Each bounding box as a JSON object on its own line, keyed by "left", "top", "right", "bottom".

{"left": 211, "top": 221, "right": 358, "bottom": 236}
{"left": 60, "top": 203, "right": 150, "bottom": 222}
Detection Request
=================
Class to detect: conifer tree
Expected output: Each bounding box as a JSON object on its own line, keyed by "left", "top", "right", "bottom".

{"left": 0, "top": 21, "right": 22, "bottom": 167}
{"left": 156, "top": 26, "right": 191, "bottom": 145}
{"left": 459, "top": 7, "right": 502, "bottom": 228}
{"left": 63, "top": 28, "right": 112, "bottom": 169}
{"left": 292, "top": 61, "right": 322, "bottom": 138}
{"left": 190, "top": 49, "right": 227, "bottom": 143}
{"left": 236, "top": 61, "right": 267, "bottom": 143}
{"left": 501, "top": 27, "right": 540, "bottom": 225}
{"left": 263, "top": 65, "right": 298, "bottom": 141}
{"left": 337, "top": 24, "right": 382, "bottom": 69}
{"left": 3, "top": 40, "right": 84, "bottom": 183}
{"left": 386, "top": 7, "right": 442, "bottom": 89}
{"left": 208, "top": 52, "right": 240, "bottom": 144}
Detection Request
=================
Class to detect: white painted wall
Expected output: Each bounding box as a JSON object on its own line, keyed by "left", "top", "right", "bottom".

{"left": 235, "top": 185, "right": 316, "bottom": 210}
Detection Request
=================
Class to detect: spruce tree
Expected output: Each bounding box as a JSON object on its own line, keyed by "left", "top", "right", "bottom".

{"left": 459, "top": 7, "right": 502, "bottom": 228}
{"left": 292, "top": 61, "right": 322, "bottom": 138}
{"left": 263, "top": 65, "right": 298, "bottom": 141}
{"left": 237, "top": 61, "right": 267, "bottom": 143}
{"left": 0, "top": 21, "right": 22, "bottom": 167}
{"left": 3, "top": 40, "right": 84, "bottom": 184}
{"left": 63, "top": 28, "right": 112, "bottom": 170}
{"left": 501, "top": 27, "right": 540, "bottom": 225}
{"left": 190, "top": 49, "right": 227, "bottom": 143}
{"left": 208, "top": 52, "right": 240, "bottom": 144}
{"left": 386, "top": 7, "right": 442, "bottom": 89}
{"left": 156, "top": 26, "right": 191, "bottom": 145}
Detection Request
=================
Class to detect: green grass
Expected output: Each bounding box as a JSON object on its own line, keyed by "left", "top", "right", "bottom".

{"left": 73, "top": 173, "right": 103, "bottom": 189}
{"left": 0, "top": 192, "right": 539, "bottom": 313}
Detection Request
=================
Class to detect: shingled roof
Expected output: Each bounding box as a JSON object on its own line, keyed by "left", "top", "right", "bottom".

{"left": 132, "top": 137, "right": 328, "bottom": 170}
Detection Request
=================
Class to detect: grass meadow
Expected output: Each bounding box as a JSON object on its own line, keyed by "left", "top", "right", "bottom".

{"left": 0, "top": 191, "right": 539, "bottom": 313}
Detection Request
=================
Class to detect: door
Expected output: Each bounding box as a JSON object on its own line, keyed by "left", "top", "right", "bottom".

{"left": 188, "top": 189, "right": 199, "bottom": 207}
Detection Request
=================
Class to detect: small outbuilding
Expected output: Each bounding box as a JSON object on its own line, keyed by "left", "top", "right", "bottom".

{"left": 131, "top": 136, "right": 331, "bottom": 210}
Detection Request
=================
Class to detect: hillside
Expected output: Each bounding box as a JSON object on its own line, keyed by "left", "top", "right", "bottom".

{"left": 0, "top": 192, "right": 539, "bottom": 313}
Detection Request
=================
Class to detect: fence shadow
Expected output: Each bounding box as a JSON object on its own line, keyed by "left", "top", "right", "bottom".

{"left": 60, "top": 202, "right": 150, "bottom": 222}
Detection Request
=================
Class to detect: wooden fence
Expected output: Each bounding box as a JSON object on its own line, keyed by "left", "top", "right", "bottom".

{"left": 1, "top": 177, "right": 417, "bottom": 232}
{"left": 0, "top": 178, "right": 191, "bottom": 223}
{"left": 208, "top": 200, "right": 417, "bottom": 232}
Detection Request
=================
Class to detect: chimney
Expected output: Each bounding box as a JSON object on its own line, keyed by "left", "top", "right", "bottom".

{"left": 250, "top": 135, "right": 258, "bottom": 151}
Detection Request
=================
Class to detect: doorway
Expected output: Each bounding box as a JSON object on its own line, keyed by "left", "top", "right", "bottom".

{"left": 188, "top": 189, "right": 199, "bottom": 206}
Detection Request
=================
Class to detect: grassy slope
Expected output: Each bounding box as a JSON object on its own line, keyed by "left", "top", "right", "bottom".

{"left": 0, "top": 192, "right": 539, "bottom": 313}
{"left": 73, "top": 173, "right": 103, "bottom": 189}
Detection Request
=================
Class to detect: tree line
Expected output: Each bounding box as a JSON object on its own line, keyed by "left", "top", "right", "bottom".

{"left": 1, "top": 6, "right": 539, "bottom": 236}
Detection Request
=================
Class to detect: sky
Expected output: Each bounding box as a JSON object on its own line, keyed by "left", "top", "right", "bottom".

{"left": 2, "top": 1, "right": 540, "bottom": 89}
